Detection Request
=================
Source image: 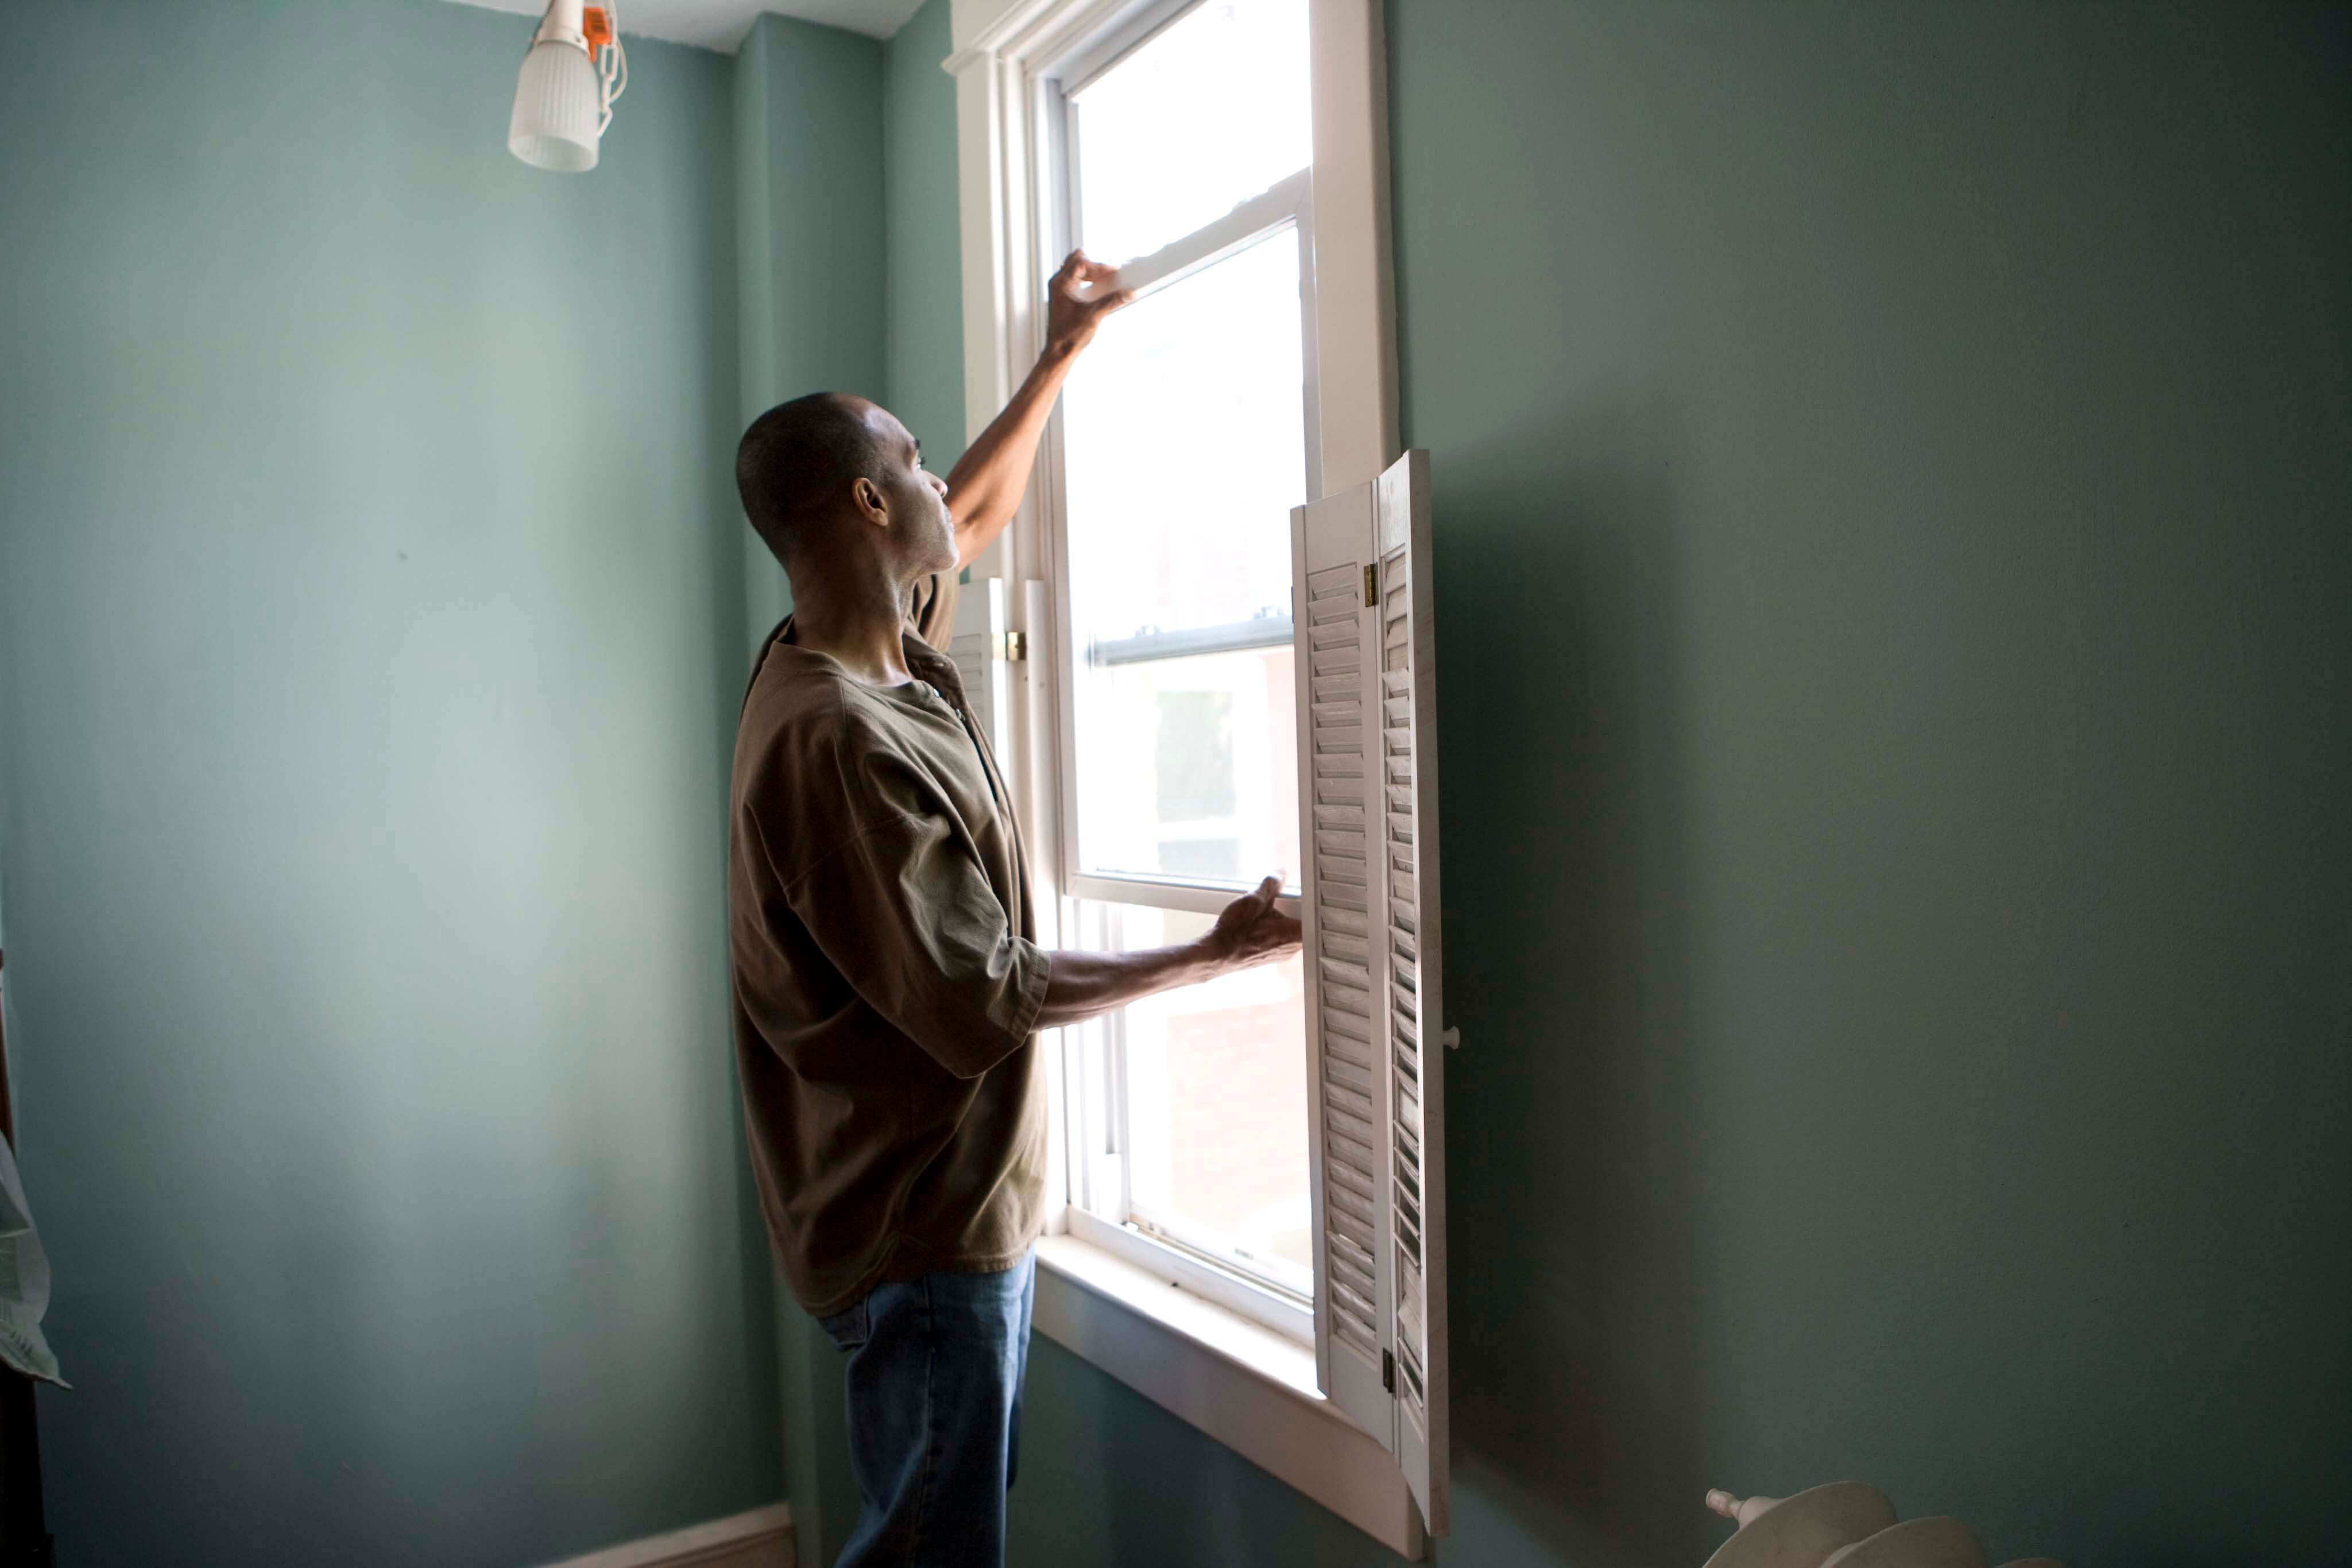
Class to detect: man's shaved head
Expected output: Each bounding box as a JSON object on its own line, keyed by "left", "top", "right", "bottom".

{"left": 736, "top": 392, "right": 889, "bottom": 567}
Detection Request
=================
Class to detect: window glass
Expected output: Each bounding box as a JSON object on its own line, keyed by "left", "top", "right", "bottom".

{"left": 1063, "top": 229, "right": 1305, "bottom": 887}
{"left": 1073, "top": 645, "right": 1298, "bottom": 887}
{"left": 1078, "top": 899, "right": 1312, "bottom": 1292}
{"left": 1069, "top": 0, "right": 1312, "bottom": 266}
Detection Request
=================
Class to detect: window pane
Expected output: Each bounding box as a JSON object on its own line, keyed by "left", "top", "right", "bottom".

{"left": 1078, "top": 900, "right": 1312, "bottom": 1290}
{"left": 1073, "top": 645, "right": 1299, "bottom": 888}
{"left": 1070, "top": 0, "right": 1311, "bottom": 266}
{"left": 1063, "top": 230, "right": 1305, "bottom": 886}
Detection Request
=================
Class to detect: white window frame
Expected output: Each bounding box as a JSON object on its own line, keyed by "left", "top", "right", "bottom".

{"left": 944, "top": 0, "right": 1415, "bottom": 1555}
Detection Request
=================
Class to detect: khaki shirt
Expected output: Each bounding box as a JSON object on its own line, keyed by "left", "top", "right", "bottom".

{"left": 728, "top": 575, "right": 1051, "bottom": 1316}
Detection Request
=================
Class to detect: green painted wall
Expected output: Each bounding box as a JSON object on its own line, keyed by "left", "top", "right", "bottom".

{"left": 732, "top": 12, "right": 888, "bottom": 648}
{"left": 883, "top": 0, "right": 970, "bottom": 471}
{"left": 0, "top": 2, "right": 776, "bottom": 1563}
{"left": 989, "top": 3, "right": 2352, "bottom": 1566}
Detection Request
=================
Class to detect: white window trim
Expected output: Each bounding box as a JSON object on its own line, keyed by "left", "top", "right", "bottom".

{"left": 944, "top": 0, "right": 1413, "bottom": 1555}
{"left": 1032, "top": 1233, "right": 1428, "bottom": 1560}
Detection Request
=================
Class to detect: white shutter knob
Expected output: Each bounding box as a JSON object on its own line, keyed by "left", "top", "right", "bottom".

{"left": 1441, "top": 1025, "right": 1461, "bottom": 1050}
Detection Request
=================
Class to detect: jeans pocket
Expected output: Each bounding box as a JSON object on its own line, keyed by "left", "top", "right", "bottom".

{"left": 818, "top": 1296, "right": 869, "bottom": 1352}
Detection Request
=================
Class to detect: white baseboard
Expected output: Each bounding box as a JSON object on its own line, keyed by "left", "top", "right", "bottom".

{"left": 533, "top": 1503, "right": 794, "bottom": 1568}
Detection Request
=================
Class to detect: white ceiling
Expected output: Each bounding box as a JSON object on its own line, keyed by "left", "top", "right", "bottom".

{"left": 442, "top": 0, "right": 928, "bottom": 51}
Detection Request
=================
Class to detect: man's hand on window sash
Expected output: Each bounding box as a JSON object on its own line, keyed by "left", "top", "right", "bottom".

{"left": 1034, "top": 876, "right": 1301, "bottom": 1031}
{"left": 941, "top": 250, "right": 1135, "bottom": 570}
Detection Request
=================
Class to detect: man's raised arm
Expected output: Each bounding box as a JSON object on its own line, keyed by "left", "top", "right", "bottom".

{"left": 941, "top": 250, "right": 1134, "bottom": 569}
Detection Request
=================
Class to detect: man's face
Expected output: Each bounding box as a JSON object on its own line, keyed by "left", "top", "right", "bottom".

{"left": 861, "top": 404, "right": 956, "bottom": 578}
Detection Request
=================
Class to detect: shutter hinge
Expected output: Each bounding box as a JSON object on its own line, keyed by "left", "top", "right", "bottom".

{"left": 1382, "top": 1350, "right": 1395, "bottom": 1393}
{"left": 996, "top": 630, "right": 1027, "bottom": 662}
{"left": 1362, "top": 564, "right": 1377, "bottom": 607}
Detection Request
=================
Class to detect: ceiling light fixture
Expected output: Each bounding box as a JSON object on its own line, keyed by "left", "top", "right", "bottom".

{"left": 507, "top": 1, "right": 626, "bottom": 173}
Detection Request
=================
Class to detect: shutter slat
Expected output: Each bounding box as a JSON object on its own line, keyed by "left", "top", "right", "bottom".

{"left": 1317, "top": 849, "right": 1368, "bottom": 882}
{"left": 1326, "top": 1156, "right": 1375, "bottom": 1207}
{"left": 1322, "top": 931, "right": 1371, "bottom": 964}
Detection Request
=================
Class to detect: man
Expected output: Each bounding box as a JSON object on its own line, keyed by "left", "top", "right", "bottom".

{"left": 727, "top": 251, "right": 1302, "bottom": 1567}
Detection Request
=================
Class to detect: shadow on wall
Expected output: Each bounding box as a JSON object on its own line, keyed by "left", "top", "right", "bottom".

{"left": 1438, "top": 387, "right": 1713, "bottom": 1568}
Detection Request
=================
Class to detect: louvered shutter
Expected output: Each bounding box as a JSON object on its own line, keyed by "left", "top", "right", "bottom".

{"left": 1291, "top": 449, "right": 1449, "bottom": 1535}
{"left": 947, "top": 576, "right": 1012, "bottom": 762}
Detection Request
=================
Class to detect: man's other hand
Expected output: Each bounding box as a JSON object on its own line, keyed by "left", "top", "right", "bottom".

{"left": 1205, "top": 875, "right": 1303, "bottom": 971}
{"left": 1043, "top": 250, "right": 1135, "bottom": 359}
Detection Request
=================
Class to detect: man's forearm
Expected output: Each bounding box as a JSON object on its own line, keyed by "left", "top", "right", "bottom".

{"left": 1035, "top": 938, "right": 1219, "bottom": 1031}
{"left": 942, "top": 344, "right": 1078, "bottom": 570}
{"left": 941, "top": 250, "right": 1134, "bottom": 568}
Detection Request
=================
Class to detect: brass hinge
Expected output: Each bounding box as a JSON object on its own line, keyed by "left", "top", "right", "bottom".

{"left": 1362, "top": 564, "right": 1377, "bottom": 607}
{"left": 997, "top": 630, "right": 1028, "bottom": 662}
{"left": 1382, "top": 1350, "right": 1395, "bottom": 1393}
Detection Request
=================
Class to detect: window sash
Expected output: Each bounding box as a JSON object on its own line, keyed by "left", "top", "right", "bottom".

{"left": 1057, "top": 887, "right": 1313, "bottom": 1312}
{"left": 1047, "top": 75, "right": 1321, "bottom": 1310}
{"left": 1045, "top": 174, "right": 1320, "bottom": 905}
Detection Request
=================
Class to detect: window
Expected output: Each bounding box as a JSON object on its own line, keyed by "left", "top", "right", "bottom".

{"left": 1050, "top": 0, "right": 1319, "bottom": 1322}
{"left": 945, "top": 0, "right": 1447, "bottom": 1554}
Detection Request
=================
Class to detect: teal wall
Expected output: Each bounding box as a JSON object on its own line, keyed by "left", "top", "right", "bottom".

{"left": 989, "top": 3, "right": 2352, "bottom": 1566}
{"left": 883, "top": 0, "right": 969, "bottom": 470}
{"left": 732, "top": 12, "right": 889, "bottom": 647}
{"left": 0, "top": 2, "right": 776, "bottom": 1563}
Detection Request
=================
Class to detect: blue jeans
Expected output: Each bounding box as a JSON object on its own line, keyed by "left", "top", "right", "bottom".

{"left": 817, "top": 1250, "right": 1036, "bottom": 1568}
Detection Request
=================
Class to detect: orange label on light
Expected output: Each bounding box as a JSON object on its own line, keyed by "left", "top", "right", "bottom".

{"left": 583, "top": 7, "right": 613, "bottom": 55}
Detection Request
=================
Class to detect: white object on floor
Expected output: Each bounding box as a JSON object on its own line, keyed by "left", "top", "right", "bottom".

{"left": 1705, "top": 1484, "right": 2063, "bottom": 1568}
{"left": 1821, "top": 1516, "right": 1985, "bottom": 1568}
{"left": 0, "top": 1132, "right": 63, "bottom": 1387}
{"left": 531, "top": 1501, "right": 791, "bottom": 1568}
{"left": 1700, "top": 1482, "right": 1897, "bottom": 1568}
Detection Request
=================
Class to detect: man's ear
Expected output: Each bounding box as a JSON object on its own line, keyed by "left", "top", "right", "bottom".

{"left": 851, "top": 475, "right": 887, "bottom": 525}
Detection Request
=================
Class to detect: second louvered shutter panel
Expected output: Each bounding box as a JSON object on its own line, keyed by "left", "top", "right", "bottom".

{"left": 1293, "top": 451, "right": 1450, "bottom": 1538}
{"left": 1291, "top": 480, "right": 1395, "bottom": 1446}
{"left": 1376, "top": 450, "right": 1447, "bottom": 1534}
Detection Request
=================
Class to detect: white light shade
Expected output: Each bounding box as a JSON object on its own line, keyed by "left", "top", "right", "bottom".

{"left": 508, "top": 39, "right": 601, "bottom": 173}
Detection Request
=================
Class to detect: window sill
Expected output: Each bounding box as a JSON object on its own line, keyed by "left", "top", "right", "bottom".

{"left": 1031, "top": 1233, "right": 1428, "bottom": 1560}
